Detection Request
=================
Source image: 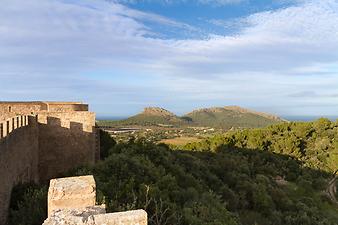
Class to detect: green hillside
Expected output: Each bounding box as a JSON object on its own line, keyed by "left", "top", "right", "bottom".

{"left": 184, "top": 106, "right": 284, "bottom": 129}
{"left": 183, "top": 118, "right": 338, "bottom": 173}
{"left": 122, "top": 107, "right": 185, "bottom": 126}
{"left": 98, "top": 106, "right": 284, "bottom": 129}
{"left": 98, "top": 107, "right": 188, "bottom": 127}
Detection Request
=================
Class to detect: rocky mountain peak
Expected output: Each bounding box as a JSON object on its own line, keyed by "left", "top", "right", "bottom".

{"left": 143, "top": 107, "right": 176, "bottom": 117}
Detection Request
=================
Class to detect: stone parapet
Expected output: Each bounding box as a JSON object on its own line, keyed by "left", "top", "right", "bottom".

{"left": 44, "top": 175, "right": 147, "bottom": 225}
{"left": 93, "top": 210, "right": 147, "bottom": 225}
{"left": 43, "top": 208, "right": 147, "bottom": 225}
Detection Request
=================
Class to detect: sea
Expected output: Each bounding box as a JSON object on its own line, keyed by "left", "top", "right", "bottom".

{"left": 96, "top": 116, "right": 127, "bottom": 121}
{"left": 283, "top": 115, "right": 338, "bottom": 122}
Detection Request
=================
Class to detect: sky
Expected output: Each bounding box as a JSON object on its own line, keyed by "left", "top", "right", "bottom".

{"left": 1, "top": 0, "right": 338, "bottom": 117}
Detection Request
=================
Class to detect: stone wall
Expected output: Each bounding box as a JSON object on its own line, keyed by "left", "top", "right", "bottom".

{"left": 0, "top": 101, "right": 99, "bottom": 225}
{"left": 37, "top": 112, "right": 97, "bottom": 181}
{"left": 47, "top": 103, "right": 89, "bottom": 112}
{"left": 0, "top": 116, "right": 39, "bottom": 224}
{"left": 0, "top": 102, "right": 47, "bottom": 121}
{"left": 0, "top": 102, "right": 88, "bottom": 120}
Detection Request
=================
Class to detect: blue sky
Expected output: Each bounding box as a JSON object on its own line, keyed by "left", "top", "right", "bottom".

{"left": 1, "top": 0, "right": 338, "bottom": 117}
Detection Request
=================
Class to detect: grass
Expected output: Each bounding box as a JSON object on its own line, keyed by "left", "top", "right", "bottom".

{"left": 159, "top": 136, "right": 202, "bottom": 146}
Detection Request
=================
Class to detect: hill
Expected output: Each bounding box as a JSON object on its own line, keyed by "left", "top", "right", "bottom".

{"left": 116, "top": 107, "right": 186, "bottom": 126}
{"left": 98, "top": 106, "right": 285, "bottom": 128}
{"left": 184, "top": 106, "right": 284, "bottom": 128}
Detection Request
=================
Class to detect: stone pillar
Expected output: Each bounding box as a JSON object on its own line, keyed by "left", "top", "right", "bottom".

{"left": 13, "top": 117, "right": 17, "bottom": 129}
{"left": 8, "top": 119, "right": 12, "bottom": 134}
{"left": 0, "top": 123, "right": 2, "bottom": 139}
{"left": 18, "top": 116, "right": 21, "bottom": 128}
{"left": 2, "top": 122, "right": 7, "bottom": 138}
{"left": 47, "top": 175, "right": 96, "bottom": 216}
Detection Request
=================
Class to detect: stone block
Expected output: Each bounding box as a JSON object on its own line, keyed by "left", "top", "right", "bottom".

{"left": 48, "top": 175, "right": 96, "bottom": 216}
{"left": 43, "top": 208, "right": 147, "bottom": 225}
{"left": 93, "top": 210, "right": 147, "bottom": 225}
{"left": 43, "top": 206, "right": 105, "bottom": 225}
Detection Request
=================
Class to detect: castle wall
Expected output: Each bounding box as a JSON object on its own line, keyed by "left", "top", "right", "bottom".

{"left": 0, "top": 102, "right": 99, "bottom": 224}
{"left": 37, "top": 112, "right": 96, "bottom": 181}
{"left": 0, "top": 102, "right": 88, "bottom": 119}
{"left": 0, "top": 102, "right": 47, "bottom": 114}
{"left": 0, "top": 116, "right": 39, "bottom": 224}
{"left": 0, "top": 102, "right": 47, "bottom": 121}
{"left": 47, "top": 103, "right": 89, "bottom": 112}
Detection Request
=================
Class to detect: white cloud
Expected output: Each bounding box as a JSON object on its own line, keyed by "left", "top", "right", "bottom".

{"left": 0, "top": 0, "right": 338, "bottom": 115}
{"left": 198, "top": 0, "right": 244, "bottom": 5}
{"left": 164, "top": 0, "right": 338, "bottom": 77}
{"left": 114, "top": 0, "right": 244, "bottom": 5}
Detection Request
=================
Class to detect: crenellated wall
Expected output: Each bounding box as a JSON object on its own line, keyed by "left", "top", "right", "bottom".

{"left": 0, "top": 101, "right": 99, "bottom": 225}
{"left": 37, "top": 112, "right": 96, "bottom": 181}
{"left": 0, "top": 116, "right": 39, "bottom": 224}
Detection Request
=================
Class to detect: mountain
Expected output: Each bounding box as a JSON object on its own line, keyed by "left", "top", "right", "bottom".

{"left": 99, "top": 106, "right": 285, "bottom": 128}
{"left": 119, "top": 107, "right": 185, "bottom": 126}
{"left": 184, "top": 106, "right": 284, "bottom": 128}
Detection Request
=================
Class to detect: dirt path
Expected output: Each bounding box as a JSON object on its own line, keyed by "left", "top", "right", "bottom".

{"left": 327, "top": 170, "right": 338, "bottom": 204}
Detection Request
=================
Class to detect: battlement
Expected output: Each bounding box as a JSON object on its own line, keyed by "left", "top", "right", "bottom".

{"left": 0, "top": 115, "right": 30, "bottom": 139}
{"left": 0, "top": 101, "right": 99, "bottom": 225}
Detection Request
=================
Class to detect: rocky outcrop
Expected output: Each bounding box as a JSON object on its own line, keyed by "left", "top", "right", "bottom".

{"left": 143, "top": 107, "right": 176, "bottom": 117}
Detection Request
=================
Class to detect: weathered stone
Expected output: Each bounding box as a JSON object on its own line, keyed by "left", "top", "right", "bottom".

{"left": 93, "top": 210, "right": 147, "bottom": 225}
{"left": 44, "top": 175, "right": 148, "bottom": 225}
{"left": 43, "top": 208, "right": 147, "bottom": 225}
{"left": 48, "top": 176, "right": 96, "bottom": 216}
{"left": 43, "top": 206, "right": 105, "bottom": 225}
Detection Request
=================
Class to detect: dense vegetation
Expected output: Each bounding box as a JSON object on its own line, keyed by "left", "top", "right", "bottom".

{"left": 9, "top": 183, "right": 47, "bottom": 225}
{"left": 183, "top": 118, "right": 338, "bottom": 173}
{"left": 9, "top": 119, "right": 338, "bottom": 225}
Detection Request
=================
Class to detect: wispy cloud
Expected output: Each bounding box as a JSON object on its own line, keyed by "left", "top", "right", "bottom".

{"left": 0, "top": 0, "right": 337, "bottom": 115}
{"left": 198, "top": 0, "right": 244, "bottom": 6}
{"left": 113, "top": 0, "right": 244, "bottom": 6}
